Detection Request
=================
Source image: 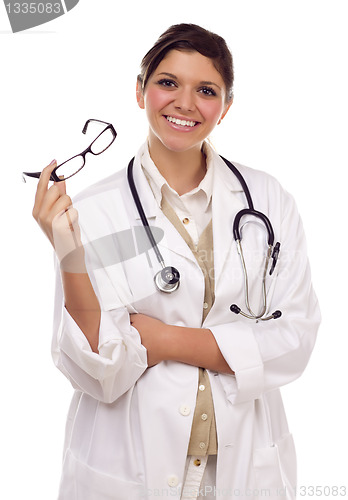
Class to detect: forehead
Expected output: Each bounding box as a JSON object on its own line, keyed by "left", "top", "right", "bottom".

{"left": 153, "top": 49, "right": 225, "bottom": 86}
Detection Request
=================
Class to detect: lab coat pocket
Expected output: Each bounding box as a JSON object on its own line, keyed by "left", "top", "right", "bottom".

{"left": 253, "top": 433, "right": 296, "bottom": 499}
{"left": 59, "top": 448, "right": 146, "bottom": 500}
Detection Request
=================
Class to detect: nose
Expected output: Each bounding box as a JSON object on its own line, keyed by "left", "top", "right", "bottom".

{"left": 174, "top": 87, "right": 196, "bottom": 112}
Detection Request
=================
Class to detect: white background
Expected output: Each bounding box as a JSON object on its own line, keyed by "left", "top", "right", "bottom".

{"left": 1, "top": 0, "right": 347, "bottom": 498}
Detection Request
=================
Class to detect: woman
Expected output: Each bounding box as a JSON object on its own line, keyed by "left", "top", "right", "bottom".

{"left": 32, "top": 24, "right": 320, "bottom": 500}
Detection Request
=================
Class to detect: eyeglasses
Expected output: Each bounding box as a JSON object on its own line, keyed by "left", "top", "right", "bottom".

{"left": 22, "top": 119, "right": 117, "bottom": 182}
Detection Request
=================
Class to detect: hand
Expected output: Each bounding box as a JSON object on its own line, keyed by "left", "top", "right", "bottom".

{"left": 130, "top": 314, "right": 170, "bottom": 367}
{"left": 130, "top": 314, "right": 233, "bottom": 374}
{"left": 32, "top": 160, "right": 85, "bottom": 272}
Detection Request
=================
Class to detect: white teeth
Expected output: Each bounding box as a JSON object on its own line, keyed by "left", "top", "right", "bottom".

{"left": 166, "top": 116, "right": 196, "bottom": 127}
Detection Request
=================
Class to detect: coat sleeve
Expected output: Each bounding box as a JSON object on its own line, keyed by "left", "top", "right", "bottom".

{"left": 51, "top": 258, "right": 148, "bottom": 404}
{"left": 209, "top": 187, "right": 321, "bottom": 404}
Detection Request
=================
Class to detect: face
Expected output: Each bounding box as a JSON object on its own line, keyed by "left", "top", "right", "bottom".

{"left": 137, "top": 50, "right": 232, "bottom": 155}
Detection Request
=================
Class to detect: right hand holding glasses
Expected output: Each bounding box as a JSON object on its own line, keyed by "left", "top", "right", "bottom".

{"left": 27, "top": 120, "right": 117, "bottom": 272}
{"left": 32, "top": 159, "right": 85, "bottom": 272}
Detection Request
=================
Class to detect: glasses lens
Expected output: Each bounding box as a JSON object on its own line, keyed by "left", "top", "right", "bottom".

{"left": 90, "top": 128, "right": 115, "bottom": 155}
{"left": 55, "top": 156, "right": 85, "bottom": 180}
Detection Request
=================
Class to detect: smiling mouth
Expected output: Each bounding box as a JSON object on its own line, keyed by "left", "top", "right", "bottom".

{"left": 165, "top": 115, "right": 199, "bottom": 128}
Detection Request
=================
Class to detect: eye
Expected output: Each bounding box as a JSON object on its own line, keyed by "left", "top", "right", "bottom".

{"left": 157, "top": 79, "right": 177, "bottom": 88}
{"left": 199, "top": 86, "right": 217, "bottom": 97}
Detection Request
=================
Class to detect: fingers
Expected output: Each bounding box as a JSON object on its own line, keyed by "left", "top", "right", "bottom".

{"left": 52, "top": 207, "right": 82, "bottom": 259}
{"left": 55, "top": 178, "right": 66, "bottom": 196}
{"left": 37, "top": 185, "right": 71, "bottom": 227}
{"left": 32, "top": 159, "right": 77, "bottom": 249}
{"left": 53, "top": 207, "right": 80, "bottom": 237}
{"left": 38, "top": 186, "right": 61, "bottom": 217}
{"left": 33, "top": 160, "right": 71, "bottom": 223}
{"left": 33, "top": 159, "right": 57, "bottom": 217}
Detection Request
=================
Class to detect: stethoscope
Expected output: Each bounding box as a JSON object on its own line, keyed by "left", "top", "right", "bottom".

{"left": 127, "top": 156, "right": 282, "bottom": 321}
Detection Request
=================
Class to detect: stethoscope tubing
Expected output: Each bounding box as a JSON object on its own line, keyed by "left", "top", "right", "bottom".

{"left": 127, "top": 154, "right": 282, "bottom": 319}
{"left": 236, "top": 240, "right": 272, "bottom": 319}
{"left": 127, "top": 157, "right": 166, "bottom": 269}
{"left": 128, "top": 157, "right": 181, "bottom": 293}
{"left": 233, "top": 209, "right": 275, "bottom": 246}
{"left": 219, "top": 156, "right": 254, "bottom": 210}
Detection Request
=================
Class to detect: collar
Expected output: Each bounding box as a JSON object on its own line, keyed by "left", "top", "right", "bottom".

{"left": 140, "top": 141, "right": 214, "bottom": 212}
{"left": 130, "top": 142, "right": 244, "bottom": 221}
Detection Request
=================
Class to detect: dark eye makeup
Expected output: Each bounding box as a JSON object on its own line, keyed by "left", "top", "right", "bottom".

{"left": 157, "top": 79, "right": 217, "bottom": 96}
{"left": 199, "top": 86, "right": 217, "bottom": 96}
{"left": 157, "top": 79, "right": 177, "bottom": 87}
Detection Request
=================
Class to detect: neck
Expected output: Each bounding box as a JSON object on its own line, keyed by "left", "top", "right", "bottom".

{"left": 148, "top": 137, "right": 207, "bottom": 196}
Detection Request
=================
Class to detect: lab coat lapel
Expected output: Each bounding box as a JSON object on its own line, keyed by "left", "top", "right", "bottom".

{"left": 155, "top": 211, "right": 198, "bottom": 263}
{"left": 212, "top": 156, "right": 245, "bottom": 285}
{"left": 131, "top": 152, "right": 197, "bottom": 264}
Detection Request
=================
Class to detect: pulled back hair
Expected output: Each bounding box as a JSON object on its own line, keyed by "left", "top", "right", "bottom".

{"left": 138, "top": 23, "right": 234, "bottom": 102}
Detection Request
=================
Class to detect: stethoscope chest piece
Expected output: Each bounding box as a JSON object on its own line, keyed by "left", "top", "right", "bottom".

{"left": 154, "top": 266, "right": 180, "bottom": 293}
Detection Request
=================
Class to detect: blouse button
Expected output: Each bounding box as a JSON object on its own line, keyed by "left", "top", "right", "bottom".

{"left": 203, "top": 302, "right": 209, "bottom": 309}
{"left": 199, "top": 384, "right": 205, "bottom": 391}
{"left": 194, "top": 459, "right": 201, "bottom": 467}
{"left": 182, "top": 217, "right": 190, "bottom": 224}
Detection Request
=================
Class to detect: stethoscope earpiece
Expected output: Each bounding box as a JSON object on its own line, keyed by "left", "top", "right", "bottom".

{"left": 230, "top": 303, "right": 282, "bottom": 321}
{"left": 154, "top": 266, "right": 180, "bottom": 293}
{"left": 230, "top": 304, "right": 241, "bottom": 315}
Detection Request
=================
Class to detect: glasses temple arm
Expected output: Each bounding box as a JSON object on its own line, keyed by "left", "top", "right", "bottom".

{"left": 82, "top": 119, "right": 112, "bottom": 135}
{"left": 22, "top": 171, "right": 42, "bottom": 179}
{"left": 22, "top": 170, "right": 61, "bottom": 182}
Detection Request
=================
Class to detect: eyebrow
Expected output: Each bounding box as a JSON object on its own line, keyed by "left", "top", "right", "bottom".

{"left": 157, "top": 72, "right": 222, "bottom": 90}
{"left": 157, "top": 72, "right": 177, "bottom": 79}
{"left": 200, "top": 80, "right": 222, "bottom": 90}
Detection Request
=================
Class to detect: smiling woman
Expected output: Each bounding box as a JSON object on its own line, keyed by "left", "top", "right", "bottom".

{"left": 136, "top": 50, "right": 232, "bottom": 191}
{"left": 30, "top": 22, "right": 320, "bottom": 500}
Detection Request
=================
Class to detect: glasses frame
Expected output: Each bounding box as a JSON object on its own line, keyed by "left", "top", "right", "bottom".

{"left": 22, "top": 119, "right": 117, "bottom": 182}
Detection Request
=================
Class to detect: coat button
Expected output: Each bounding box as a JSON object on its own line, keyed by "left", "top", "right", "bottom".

{"left": 182, "top": 217, "right": 190, "bottom": 224}
{"left": 201, "top": 413, "right": 208, "bottom": 421}
{"left": 167, "top": 475, "right": 179, "bottom": 487}
{"left": 199, "top": 442, "right": 206, "bottom": 449}
{"left": 179, "top": 404, "right": 191, "bottom": 416}
{"left": 199, "top": 384, "right": 205, "bottom": 391}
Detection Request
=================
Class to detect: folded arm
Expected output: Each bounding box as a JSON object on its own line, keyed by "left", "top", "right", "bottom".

{"left": 130, "top": 313, "right": 234, "bottom": 375}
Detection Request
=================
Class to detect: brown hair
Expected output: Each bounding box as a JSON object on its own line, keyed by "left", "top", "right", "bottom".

{"left": 138, "top": 23, "right": 234, "bottom": 102}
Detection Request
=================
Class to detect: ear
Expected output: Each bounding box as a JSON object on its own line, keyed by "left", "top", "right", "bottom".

{"left": 218, "top": 98, "right": 233, "bottom": 125}
{"left": 136, "top": 79, "right": 145, "bottom": 109}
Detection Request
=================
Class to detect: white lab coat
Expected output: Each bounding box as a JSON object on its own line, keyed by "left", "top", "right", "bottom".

{"left": 52, "top": 142, "right": 320, "bottom": 499}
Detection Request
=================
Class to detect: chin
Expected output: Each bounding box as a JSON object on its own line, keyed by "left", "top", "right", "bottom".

{"left": 158, "top": 135, "right": 204, "bottom": 154}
